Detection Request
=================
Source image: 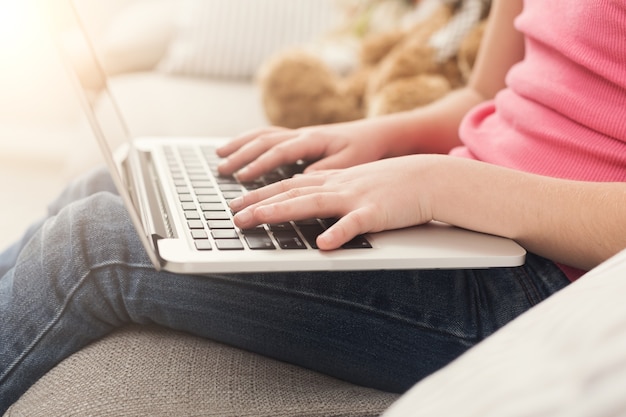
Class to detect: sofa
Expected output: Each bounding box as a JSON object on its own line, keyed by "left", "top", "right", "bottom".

{"left": 8, "top": 246, "right": 626, "bottom": 416}
{"left": 6, "top": 1, "right": 626, "bottom": 415}
{"left": 7, "top": 2, "right": 401, "bottom": 415}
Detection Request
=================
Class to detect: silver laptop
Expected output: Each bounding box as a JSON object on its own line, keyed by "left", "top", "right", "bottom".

{"left": 54, "top": 0, "right": 526, "bottom": 274}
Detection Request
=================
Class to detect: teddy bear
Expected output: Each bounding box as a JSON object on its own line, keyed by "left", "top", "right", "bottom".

{"left": 257, "top": 0, "right": 490, "bottom": 129}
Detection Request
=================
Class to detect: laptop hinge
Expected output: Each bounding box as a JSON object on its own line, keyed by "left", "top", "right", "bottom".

{"left": 125, "top": 148, "right": 174, "bottom": 242}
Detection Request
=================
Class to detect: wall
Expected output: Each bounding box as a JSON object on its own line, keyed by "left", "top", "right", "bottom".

{"left": 0, "top": 0, "right": 138, "bottom": 248}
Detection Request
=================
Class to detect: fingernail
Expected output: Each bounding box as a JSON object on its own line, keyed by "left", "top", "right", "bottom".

{"left": 234, "top": 209, "right": 251, "bottom": 225}
{"left": 229, "top": 197, "right": 243, "bottom": 211}
{"left": 217, "top": 161, "right": 230, "bottom": 175}
{"left": 235, "top": 166, "right": 249, "bottom": 178}
{"left": 318, "top": 230, "right": 332, "bottom": 246}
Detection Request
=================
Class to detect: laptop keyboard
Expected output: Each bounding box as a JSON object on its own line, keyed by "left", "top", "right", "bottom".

{"left": 164, "top": 145, "right": 372, "bottom": 251}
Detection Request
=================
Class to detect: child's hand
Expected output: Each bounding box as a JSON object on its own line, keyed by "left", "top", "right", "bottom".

{"left": 216, "top": 122, "right": 389, "bottom": 182}
{"left": 229, "top": 155, "right": 436, "bottom": 250}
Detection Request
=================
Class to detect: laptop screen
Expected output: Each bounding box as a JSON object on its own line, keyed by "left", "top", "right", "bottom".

{"left": 51, "top": 0, "right": 164, "bottom": 270}
{"left": 54, "top": 0, "right": 132, "bottom": 162}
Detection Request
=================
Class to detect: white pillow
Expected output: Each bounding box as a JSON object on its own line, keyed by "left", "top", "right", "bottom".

{"left": 98, "top": 0, "right": 177, "bottom": 76}
{"left": 384, "top": 249, "right": 626, "bottom": 417}
{"left": 158, "top": 0, "right": 338, "bottom": 80}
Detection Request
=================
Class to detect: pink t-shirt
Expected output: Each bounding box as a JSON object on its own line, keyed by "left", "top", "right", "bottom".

{"left": 450, "top": 0, "right": 626, "bottom": 280}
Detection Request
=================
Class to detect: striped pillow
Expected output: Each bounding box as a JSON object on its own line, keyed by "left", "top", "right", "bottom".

{"left": 158, "top": 0, "right": 338, "bottom": 80}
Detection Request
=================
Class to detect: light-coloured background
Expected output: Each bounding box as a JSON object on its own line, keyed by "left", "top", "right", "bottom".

{"left": 0, "top": 0, "right": 138, "bottom": 250}
{"left": 0, "top": 0, "right": 336, "bottom": 251}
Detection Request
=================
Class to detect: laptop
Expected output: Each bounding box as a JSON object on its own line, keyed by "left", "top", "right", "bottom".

{"left": 53, "top": 0, "right": 526, "bottom": 274}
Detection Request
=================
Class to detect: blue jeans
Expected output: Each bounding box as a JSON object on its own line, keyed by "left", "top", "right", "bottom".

{"left": 0, "top": 167, "right": 570, "bottom": 411}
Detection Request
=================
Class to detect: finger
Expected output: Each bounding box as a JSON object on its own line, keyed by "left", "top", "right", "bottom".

{"left": 317, "top": 206, "right": 377, "bottom": 250}
{"left": 234, "top": 135, "right": 328, "bottom": 182}
{"left": 217, "top": 130, "right": 297, "bottom": 176}
{"left": 233, "top": 190, "right": 340, "bottom": 230}
{"left": 303, "top": 150, "right": 356, "bottom": 173}
{"left": 216, "top": 126, "right": 287, "bottom": 158}
{"left": 230, "top": 175, "right": 325, "bottom": 212}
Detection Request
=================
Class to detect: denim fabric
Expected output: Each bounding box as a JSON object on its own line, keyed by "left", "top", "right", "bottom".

{"left": 0, "top": 167, "right": 570, "bottom": 412}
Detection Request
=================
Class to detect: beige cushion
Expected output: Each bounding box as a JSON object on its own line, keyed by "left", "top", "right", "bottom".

{"left": 98, "top": 0, "right": 178, "bottom": 76}
{"left": 64, "top": 73, "right": 268, "bottom": 177}
{"left": 107, "top": 73, "right": 268, "bottom": 138}
{"left": 6, "top": 325, "right": 399, "bottom": 416}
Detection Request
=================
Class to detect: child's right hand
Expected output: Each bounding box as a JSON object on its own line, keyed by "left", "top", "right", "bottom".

{"left": 216, "top": 121, "right": 390, "bottom": 182}
{"left": 229, "top": 155, "right": 439, "bottom": 250}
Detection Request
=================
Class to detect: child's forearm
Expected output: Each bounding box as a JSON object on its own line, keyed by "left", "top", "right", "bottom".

{"left": 427, "top": 156, "right": 626, "bottom": 271}
{"left": 397, "top": 87, "right": 486, "bottom": 155}
{"left": 350, "top": 0, "right": 525, "bottom": 158}
{"left": 344, "top": 87, "right": 485, "bottom": 157}
{"left": 369, "top": 0, "right": 525, "bottom": 158}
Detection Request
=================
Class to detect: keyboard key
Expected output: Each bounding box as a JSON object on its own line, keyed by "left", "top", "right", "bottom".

{"left": 243, "top": 231, "right": 276, "bottom": 250}
{"left": 191, "top": 230, "right": 209, "bottom": 239}
{"left": 191, "top": 180, "right": 213, "bottom": 188}
{"left": 240, "top": 225, "right": 265, "bottom": 233}
{"left": 195, "top": 188, "right": 219, "bottom": 196}
{"left": 280, "top": 162, "right": 307, "bottom": 178}
{"left": 222, "top": 191, "right": 243, "bottom": 199}
{"left": 208, "top": 220, "right": 235, "bottom": 229}
{"left": 215, "top": 176, "right": 238, "bottom": 184}
{"left": 261, "top": 171, "right": 284, "bottom": 184}
{"left": 342, "top": 236, "right": 372, "bottom": 249}
{"left": 268, "top": 223, "right": 296, "bottom": 233}
{"left": 189, "top": 174, "right": 208, "bottom": 182}
{"left": 294, "top": 218, "right": 321, "bottom": 226}
{"left": 204, "top": 211, "right": 231, "bottom": 220}
{"left": 200, "top": 203, "right": 226, "bottom": 211}
{"left": 298, "top": 224, "right": 325, "bottom": 249}
{"left": 319, "top": 218, "right": 339, "bottom": 228}
{"left": 274, "top": 232, "right": 306, "bottom": 249}
{"left": 215, "top": 239, "right": 244, "bottom": 250}
{"left": 186, "top": 168, "right": 206, "bottom": 175}
{"left": 241, "top": 181, "right": 264, "bottom": 191}
{"left": 181, "top": 202, "right": 197, "bottom": 211}
{"left": 218, "top": 184, "right": 243, "bottom": 191}
{"left": 185, "top": 211, "right": 201, "bottom": 220}
{"left": 195, "top": 240, "right": 212, "bottom": 251}
{"left": 197, "top": 195, "right": 222, "bottom": 203}
{"left": 211, "top": 229, "right": 239, "bottom": 239}
{"left": 187, "top": 220, "right": 205, "bottom": 230}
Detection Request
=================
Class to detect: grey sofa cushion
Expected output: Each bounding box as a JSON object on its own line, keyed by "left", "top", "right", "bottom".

{"left": 6, "top": 325, "right": 399, "bottom": 416}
